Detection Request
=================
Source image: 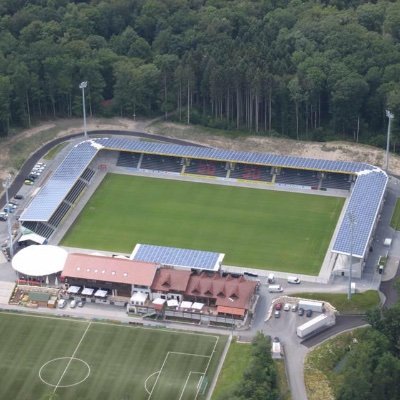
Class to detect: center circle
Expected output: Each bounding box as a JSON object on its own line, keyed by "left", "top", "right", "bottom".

{"left": 39, "top": 357, "right": 91, "bottom": 388}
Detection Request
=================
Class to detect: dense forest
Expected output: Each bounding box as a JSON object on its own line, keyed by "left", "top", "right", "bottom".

{"left": 336, "top": 297, "right": 400, "bottom": 400}
{"left": 1, "top": 0, "right": 400, "bottom": 146}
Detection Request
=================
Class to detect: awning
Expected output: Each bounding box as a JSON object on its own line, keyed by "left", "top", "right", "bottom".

{"left": 180, "top": 301, "right": 192, "bottom": 309}
{"left": 130, "top": 292, "right": 147, "bottom": 303}
{"left": 18, "top": 233, "right": 47, "bottom": 245}
{"left": 152, "top": 298, "right": 166, "bottom": 305}
{"left": 67, "top": 286, "right": 80, "bottom": 294}
{"left": 217, "top": 306, "right": 245, "bottom": 317}
{"left": 192, "top": 302, "right": 204, "bottom": 310}
{"left": 167, "top": 299, "right": 179, "bottom": 307}
{"left": 94, "top": 289, "right": 108, "bottom": 298}
{"left": 81, "top": 288, "right": 94, "bottom": 296}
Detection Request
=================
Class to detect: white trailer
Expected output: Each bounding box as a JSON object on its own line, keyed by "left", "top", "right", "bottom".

{"left": 298, "top": 300, "right": 324, "bottom": 313}
{"left": 296, "top": 314, "right": 334, "bottom": 338}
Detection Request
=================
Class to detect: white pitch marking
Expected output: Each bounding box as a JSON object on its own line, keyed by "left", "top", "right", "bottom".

{"left": 53, "top": 322, "right": 92, "bottom": 394}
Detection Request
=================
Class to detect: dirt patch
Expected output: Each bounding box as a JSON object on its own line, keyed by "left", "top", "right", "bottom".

{"left": 148, "top": 122, "right": 400, "bottom": 175}
{"left": 1, "top": 118, "right": 399, "bottom": 182}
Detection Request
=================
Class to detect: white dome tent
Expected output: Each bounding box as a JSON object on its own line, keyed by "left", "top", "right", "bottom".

{"left": 12, "top": 245, "right": 68, "bottom": 281}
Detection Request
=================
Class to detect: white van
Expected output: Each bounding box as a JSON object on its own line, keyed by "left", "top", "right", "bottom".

{"left": 287, "top": 276, "right": 301, "bottom": 284}
{"left": 268, "top": 284, "right": 283, "bottom": 293}
{"left": 267, "top": 273, "right": 275, "bottom": 284}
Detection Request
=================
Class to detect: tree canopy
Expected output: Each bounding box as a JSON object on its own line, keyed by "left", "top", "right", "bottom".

{"left": 0, "top": 0, "right": 399, "bottom": 145}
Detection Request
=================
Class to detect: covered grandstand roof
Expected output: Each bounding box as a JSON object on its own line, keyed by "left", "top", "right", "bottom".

{"left": 19, "top": 137, "right": 388, "bottom": 260}
{"left": 331, "top": 169, "right": 388, "bottom": 258}
{"left": 19, "top": 140, "right": 99, "bottom": 222}
{"left": 131, "top": 244, "right": 224, "bottom": 271}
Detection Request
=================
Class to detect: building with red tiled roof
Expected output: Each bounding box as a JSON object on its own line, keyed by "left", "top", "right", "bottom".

{"left": 62, "top": 253, "right": 158, "bottom": 298}
{"left": 151, "top": 268, "right": 191, "bottom": 302}
{"left": 184, "top": 272, "right": 257, "bottom": 317}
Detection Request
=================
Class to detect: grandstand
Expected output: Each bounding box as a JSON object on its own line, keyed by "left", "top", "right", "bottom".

{"left": 19, "top": 137, "right": 388, "bottom": 278}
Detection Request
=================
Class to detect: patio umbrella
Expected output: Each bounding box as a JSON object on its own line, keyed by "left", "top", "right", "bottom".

{"left": 55, "top": 276, "right": 59, "bottom": 287}
{"left": 45, "top": 276, "right": 49, "bottom": 286}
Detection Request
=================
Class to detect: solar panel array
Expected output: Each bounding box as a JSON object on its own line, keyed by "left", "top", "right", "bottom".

{"left": 19, "top": 141, "right": 99, "bottom": 221}
{"left": 332, "top": 170, "right": 388, "bottom": 258}
{"left": 96, "top": 137, "right": 370, "bottom": 173}
{"left": 19, "top": 136, "right": 388, "bottom": 260}
{"left": 131, "top": 244, "right": 223, "bottom": 271}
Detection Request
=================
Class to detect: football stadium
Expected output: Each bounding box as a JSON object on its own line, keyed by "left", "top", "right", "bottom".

{"left": 19, "top": 136, "right": 388, "bottom": 278}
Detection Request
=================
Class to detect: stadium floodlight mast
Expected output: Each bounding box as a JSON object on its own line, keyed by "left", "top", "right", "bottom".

{"left": 2, "top": 174, "right": 14, "bottom": 259}
{"left": 79, "top": 81, "right": 88, "bottom": 139}
{"left": 347, "top": 211, "right": 356, "bottom": 301}
{"left": 385, "top": 110, "right": 394, "bottom": 172}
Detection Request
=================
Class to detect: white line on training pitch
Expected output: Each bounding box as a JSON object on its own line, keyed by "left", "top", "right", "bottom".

{"left": 53, "top": 321, "right": 92, "bottom": 394}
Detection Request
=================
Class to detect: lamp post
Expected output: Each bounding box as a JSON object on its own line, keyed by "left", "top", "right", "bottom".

{"left": 2, "top": 175, "right": 14, "bottom": 260}
{"left": 347, "top": 211, "right": 355, "bottom": 301}
{"left": 79, "top": 81, "right": 88, "bottom": 139}
{"left": 385, "top": 110, "right": 394, "bottom": 172}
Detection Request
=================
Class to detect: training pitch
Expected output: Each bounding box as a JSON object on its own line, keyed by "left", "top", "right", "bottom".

{"left": 62, "top": 174, "right": 345, "bottom": 274}
{"left": 0, "top": 313, "right": 225, "bottom": 400}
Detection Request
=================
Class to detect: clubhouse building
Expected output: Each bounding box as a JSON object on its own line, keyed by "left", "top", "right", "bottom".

{"left": 12, "top": 244, "right": 258, "bottom": 327}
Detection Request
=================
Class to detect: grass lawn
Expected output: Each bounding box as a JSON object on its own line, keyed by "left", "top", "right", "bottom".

{"left": 211, "top": 341, "right": 252, "bottom": 400}
{"left": 61, "top": 174, "right": 344, "bottom": 274}
{"left": 275, "top": 360, "right": 292, "bottom": 400}
{"left": 0, "top": 313, "right": 225, "bottom": 400}
{"left": 292, "top": 290, "right": 380, "bottom": 313}
{"left": 44, "top": 142, "right": 68, "bottom": 160}
{"left": 390, "top": 198, "right": 400, "bottom": 230}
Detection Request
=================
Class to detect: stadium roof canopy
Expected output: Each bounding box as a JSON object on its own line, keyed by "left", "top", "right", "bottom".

{"left": 19, "top": 140, "right": 99, "bottom": 222}
{"left": 131, "top": 244, "right": 224, "bottom": 271}
{"left": 331, "top": 169, "right": 388, "bottom": 258}
{"left": 19, "top": 137, "right": 388, "bottom": 260}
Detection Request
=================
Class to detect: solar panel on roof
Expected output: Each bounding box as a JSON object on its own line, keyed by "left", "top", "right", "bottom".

{"left": 20, "top": 136, "right": 386, "bottom": 260}
{"left": 19, "top": 141, "right": 98, "bottom": 221}
{"left": 132, "top": 244, "right": 223, "bottom": 271}
{"left": 332, "top": 170, "right": 387, "bottom": 257}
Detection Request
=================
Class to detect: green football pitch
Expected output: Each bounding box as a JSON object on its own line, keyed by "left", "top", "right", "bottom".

{"left": 0, "top": 313, "right": 225, "bottom": 400}
{"left": 61, "top": 174, "right": 345, "bottom": 274}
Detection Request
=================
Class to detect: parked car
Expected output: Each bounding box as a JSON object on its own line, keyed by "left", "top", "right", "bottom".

{"left": 24, "top": 179, "right": 34, "bottom": 185}
{"left": 306, "top": 309, "right": 313, "bottom": 318}
{"left": 283, "top": 303, "right": 291, "bottom": 311}
{"left": 291, "top": 304, "right": 298, "bottom": 312}
{"left": 70, "top": 300, "right": 77, "bottom": 308}
{"left": 77, "top": 301, "right": 84, "bottom": 308}
{"left": 0, "top": 212, "right": 8, "bottom": 221}
{"left": 14, "top": 194, "right": 23, "bottom": 200}
{"left": 275, "top": 302, "right": 283, "bottom": 311}
{"left": 58, "top": 299, "right": 66, "bottom": 309}
{"left": 298, "top": 307, "right": 305, "bottom": 316}
{"left": 274, "top": 310, "right": 281, "bottom": 318}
